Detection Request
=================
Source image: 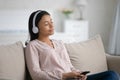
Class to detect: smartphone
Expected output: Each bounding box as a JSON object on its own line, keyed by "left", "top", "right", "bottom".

{"left": 81, "top": 71, "right": 90, "bottom": 75}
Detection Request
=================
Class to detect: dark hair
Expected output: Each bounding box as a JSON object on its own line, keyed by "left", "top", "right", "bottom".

{"left": 28, "top": 10, "right": 50, "bottom": 41}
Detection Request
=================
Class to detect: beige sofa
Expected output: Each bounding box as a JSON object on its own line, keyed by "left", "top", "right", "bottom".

{"left": 0, "top": 35, "right": 120, "bottom": 80}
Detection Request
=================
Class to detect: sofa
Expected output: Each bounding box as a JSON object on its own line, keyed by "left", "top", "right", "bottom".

{"left": 0, "top": 35, "right": 120, "bottom": 80}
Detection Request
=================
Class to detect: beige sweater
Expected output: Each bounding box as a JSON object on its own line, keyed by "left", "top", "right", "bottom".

{"left": 25, "top": 39, "right": 76, "bottom": 80}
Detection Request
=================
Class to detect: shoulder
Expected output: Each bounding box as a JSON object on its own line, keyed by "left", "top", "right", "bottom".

{"left": 26, "top": 39, "right": 38, "bottom": 48}
{"left": 52, "top": 39, "right": 64, "bottom": 44}
{"left": 52, "top": 39, "right": 65, "bottom": 47}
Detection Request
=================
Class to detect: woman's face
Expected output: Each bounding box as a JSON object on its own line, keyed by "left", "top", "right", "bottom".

{"left": 37, "top": 14, "right": 54, "bottom": 36}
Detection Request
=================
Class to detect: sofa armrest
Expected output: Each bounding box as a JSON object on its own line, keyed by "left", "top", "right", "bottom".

{"left": 106, "top": 53, "right": 120, "bottom": 74}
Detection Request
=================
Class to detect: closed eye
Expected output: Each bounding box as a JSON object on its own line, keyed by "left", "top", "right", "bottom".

{"left": 44, "top": 21, "right": 49, "bottom": 25}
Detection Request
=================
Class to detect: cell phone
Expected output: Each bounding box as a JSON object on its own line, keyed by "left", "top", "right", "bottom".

{"left": 81, "top": 71, "right": 90, "bottom": 75}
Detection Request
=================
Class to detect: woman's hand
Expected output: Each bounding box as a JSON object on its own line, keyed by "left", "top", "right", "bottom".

{"left": 62, "top": 71, "right": 87, "bottom": 80}
{"left": 79, "top": 74, "right": 87, "bottom": 80}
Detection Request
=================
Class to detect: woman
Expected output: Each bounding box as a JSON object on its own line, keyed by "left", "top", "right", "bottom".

{"left": 25, "top": 10, "right": 120, "bottom": 80}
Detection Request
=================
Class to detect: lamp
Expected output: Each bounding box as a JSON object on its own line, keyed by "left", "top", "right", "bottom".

{"left": 75, "top": 0, "right": 88, "bottom": 20}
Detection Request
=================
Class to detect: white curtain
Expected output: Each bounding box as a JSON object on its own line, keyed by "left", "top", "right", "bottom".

{"left": 108, "top": 0, "right": 120, "bottom": 55}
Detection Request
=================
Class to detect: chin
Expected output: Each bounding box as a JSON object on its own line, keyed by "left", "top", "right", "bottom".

{"left": 49, "top": 32, "right": 54, "bottom": 36}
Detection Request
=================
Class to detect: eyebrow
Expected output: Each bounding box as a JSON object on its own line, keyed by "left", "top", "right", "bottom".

{"left": 43, "top": 19, "right": 53, "bottom": 23}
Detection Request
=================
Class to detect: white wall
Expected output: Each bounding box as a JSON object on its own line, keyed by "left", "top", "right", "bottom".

{"left": 85, "top": 0, "right": 116, "bottom": 50}
{"left": 0, "top": 0, "right": 116, "bottom": 51}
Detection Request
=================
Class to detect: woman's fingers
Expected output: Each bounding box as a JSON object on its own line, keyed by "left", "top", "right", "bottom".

{"left": 80, "top": 75, "right": 87, "bottom": 80}
{"left": 63, "top": 71, "right": 87, "bottom": 80}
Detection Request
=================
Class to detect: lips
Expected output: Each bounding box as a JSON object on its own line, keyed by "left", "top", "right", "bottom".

{"left": 49, "top": 29, "right": 54, "bottom": 32}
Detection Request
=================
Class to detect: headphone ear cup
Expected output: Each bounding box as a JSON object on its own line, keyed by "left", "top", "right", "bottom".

{"left": 32, "top": 26, "right": 38, "bottom": 34}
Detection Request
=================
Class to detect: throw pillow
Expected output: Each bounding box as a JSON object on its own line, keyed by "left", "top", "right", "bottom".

{"left": 0, "top": 41, "right": 26, "bottom": 80}
{"left": 65, "top": 35, "right": 108, "bottom": 74}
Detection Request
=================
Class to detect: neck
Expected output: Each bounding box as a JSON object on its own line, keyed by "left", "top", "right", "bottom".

{"left": 37, "top": 35, "right": 50, "bottom": 42}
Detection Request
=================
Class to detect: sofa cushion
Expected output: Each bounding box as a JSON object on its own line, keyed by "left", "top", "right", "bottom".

{"left": 65, "top": 35, "right": 108, "bottom": 74}
{"left": 0, "top": 41, "right": 26, "bottom": 80}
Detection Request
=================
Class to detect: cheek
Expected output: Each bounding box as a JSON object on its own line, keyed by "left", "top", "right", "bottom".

{"left": 39, "top": 26, "right": 49, "bottom": 32}
{"left": 38, "top": 24, "right": 44, "bottom": 30}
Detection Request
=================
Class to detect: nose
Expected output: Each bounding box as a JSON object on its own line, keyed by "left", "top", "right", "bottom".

{"left": 49, "top": 22, "right": 54, "bottom": 28}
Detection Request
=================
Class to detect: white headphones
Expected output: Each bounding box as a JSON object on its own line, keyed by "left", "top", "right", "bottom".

{"left": 32, "top": 10, "right": 42, "bottom": 34}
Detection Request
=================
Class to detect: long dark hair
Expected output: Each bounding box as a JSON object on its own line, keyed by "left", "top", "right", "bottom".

{"left": 28, "top": 10, "right": 50, "bottom": 41}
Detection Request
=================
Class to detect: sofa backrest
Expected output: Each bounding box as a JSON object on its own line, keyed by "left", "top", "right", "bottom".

{"left": 0, "top": 35, "right": 108, "bottom": 80}
{"left": 0, "top": 41, "right": 26, "bottom": 80}
{"left": 65, "top": 35, "right": 108, "bottom": 74}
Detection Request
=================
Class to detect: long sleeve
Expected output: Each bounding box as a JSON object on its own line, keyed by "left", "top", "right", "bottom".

{"left": 25, "top": 43, "right": 62, "bottom": 80}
